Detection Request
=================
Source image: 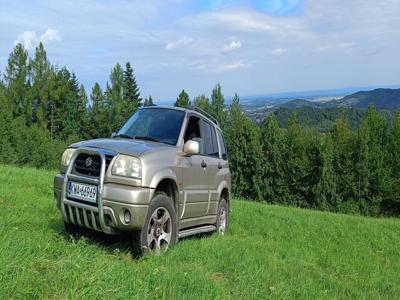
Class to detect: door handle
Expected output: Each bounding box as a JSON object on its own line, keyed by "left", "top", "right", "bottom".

{"left": 218, "top": 162, "right": 223, "bottom": 169}
{"left": 201, "top": 160, "right": 207, "bottom": 168}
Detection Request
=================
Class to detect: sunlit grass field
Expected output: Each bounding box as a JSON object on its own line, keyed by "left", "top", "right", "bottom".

{"left": 0, "top": 165, "right": 399, "bottom": 299}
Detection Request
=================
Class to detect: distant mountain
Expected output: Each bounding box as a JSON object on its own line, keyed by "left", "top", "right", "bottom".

{"left": 334, "top": 88, "right": 400, "bottom": 109}
{"left": 234, "top": 85, "right": 400, "bottom": 107}
{"left": 272, "top": 88, "right": 400, "bottom": 110}
{"left": 244, "top": 88, "right": 400, "bottom": 124}
{"left": 280, "top": 99, "right": 324, "bottom": 109}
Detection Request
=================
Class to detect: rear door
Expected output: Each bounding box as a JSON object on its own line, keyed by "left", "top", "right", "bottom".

{"left": 201, "top": 120, "right": 223, "bottom": 215}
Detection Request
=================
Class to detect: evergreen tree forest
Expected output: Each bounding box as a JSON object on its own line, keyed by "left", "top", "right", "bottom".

{"left": 1, "top": 43, "right": 400, "bottom": 217}
{"left": 0, "top": 43, "right": 142, "bottom": 168}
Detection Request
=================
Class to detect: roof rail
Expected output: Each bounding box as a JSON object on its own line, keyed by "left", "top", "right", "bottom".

{"left": 192, "top": 106, "right": 219, "bottom": 126}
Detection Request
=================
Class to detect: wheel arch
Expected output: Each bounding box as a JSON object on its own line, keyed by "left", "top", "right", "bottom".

{"left": 154, "top": 177, "right": 179, "bottom": 212}
{"left": 220, "top": 187, "right": 230, "bottom": 205}
{"left": 218, "top": 181, "right": 231, "bottom": 208}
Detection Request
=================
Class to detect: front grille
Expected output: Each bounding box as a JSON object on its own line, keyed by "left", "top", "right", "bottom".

{"left": 73, "top": 153, "right": 113, "bottom": 177}
{"left": 65, "top": 203, "right": 113, "bottom": 231}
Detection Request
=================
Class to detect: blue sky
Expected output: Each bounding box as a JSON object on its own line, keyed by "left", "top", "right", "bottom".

{"left": 0, "top": 0, "right": 399, "bottom": 101}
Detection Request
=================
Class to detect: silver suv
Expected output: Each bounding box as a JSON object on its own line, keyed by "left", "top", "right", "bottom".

{"left": 54, "top": 106, "right": 231, "bottom": 254}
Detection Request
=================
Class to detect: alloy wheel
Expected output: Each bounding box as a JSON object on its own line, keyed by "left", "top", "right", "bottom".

{"left": 147, "top": 207, "right": 172, "bottom": 255}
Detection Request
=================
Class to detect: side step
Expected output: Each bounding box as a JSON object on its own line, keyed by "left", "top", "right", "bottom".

{"left": 179, "top": 225, "right": 216, "bottom": 239}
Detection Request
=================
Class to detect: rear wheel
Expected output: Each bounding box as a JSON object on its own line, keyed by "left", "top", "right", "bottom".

{"left": 216, "top": 198, "right": 229, "bottom": 235}
{"left": 134, "top": 194, "right": 178, "bottom": 256}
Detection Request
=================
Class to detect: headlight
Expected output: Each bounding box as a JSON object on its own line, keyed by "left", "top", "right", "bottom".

{"left": 111, "top": 155, "right": 141, "bottom": 179}
{"left": 61, "top": 148, "right": 75, "bottom": 167}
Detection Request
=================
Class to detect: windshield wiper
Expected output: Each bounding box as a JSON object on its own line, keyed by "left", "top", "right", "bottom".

{"left": 134, "top": 135, "right": 161, "bottom": 143}
{"left": 113, "top": 133, "right": 134, "bottom": 139}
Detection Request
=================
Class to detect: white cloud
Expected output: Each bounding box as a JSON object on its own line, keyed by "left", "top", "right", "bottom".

{"left": 188, "top": 59, "right": 248, "bottom": 73}
{"left": 3, "top": 0, "right": 400, "bottom": 99}
{"left": 183, "top": 10, "right": 310, "bottom": 39}
{"left": 14, "top": 29, "right": 61, "bottom": 50}
{"left": 40, "top": 29, "right": 61, "bottom": 44}
{"left": 271, "top": 48, "right": 288, "bottom": 55}
{"left": 14, "top": 31, "right": 37, "bottom": 50}
{"left": 165, "top": 37, "right": 193, "bottom": 50}
{"left": 216, "top": 61, "right": 247, "bottom": 72}
{"left": 221, "top": 40, "right": 242, "bottom": 53}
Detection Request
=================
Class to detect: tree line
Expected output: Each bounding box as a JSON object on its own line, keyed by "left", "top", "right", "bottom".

{"left": 1, "top": 43, "right": 400, "bottom": 217}
{"left": 0, "top": 43, "right": 153, "bottom": 168}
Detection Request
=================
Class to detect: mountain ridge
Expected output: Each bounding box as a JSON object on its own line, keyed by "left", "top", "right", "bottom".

{"left": 273, "top": 88, "right": 400, "bottom": 110}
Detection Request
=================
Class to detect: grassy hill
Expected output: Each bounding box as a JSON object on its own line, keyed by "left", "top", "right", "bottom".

{"left": 1, "top": 165, "right": 400, "bottom": 299}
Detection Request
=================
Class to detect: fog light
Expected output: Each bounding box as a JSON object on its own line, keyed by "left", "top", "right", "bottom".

{"left": 123, "top": 209, "right": 131, "bottom": 224}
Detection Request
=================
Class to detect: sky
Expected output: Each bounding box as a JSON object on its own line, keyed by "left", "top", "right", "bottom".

{"left": 0, "top": 0, "right": 399, "bottom": 101}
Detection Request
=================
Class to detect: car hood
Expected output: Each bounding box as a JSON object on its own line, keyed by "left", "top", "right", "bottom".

{"left": 70, "top": 138, "right": 172, "bottom": 157}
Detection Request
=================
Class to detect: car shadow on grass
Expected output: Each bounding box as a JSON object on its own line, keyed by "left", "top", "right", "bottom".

{"left": 49, "top": 219, "right": 214, "bottom": 260}
{"left": 49, "top": 219, "right": 137, "bottom": 258}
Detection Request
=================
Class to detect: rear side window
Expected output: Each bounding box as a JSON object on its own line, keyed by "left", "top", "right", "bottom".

{"left": 201, "top": 120, "right": 219, "bottom": 157}
{"left": 217, "top": 129, "right": 227, "bottom": 160}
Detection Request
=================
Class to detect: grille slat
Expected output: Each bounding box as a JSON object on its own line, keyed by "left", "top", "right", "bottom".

{"left": 73, "top": 153, "right": 113, "bottom": 177}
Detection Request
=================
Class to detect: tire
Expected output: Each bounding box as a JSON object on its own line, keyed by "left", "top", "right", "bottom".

{"left": 64, "top": 221, "right": 81, "bottom": 238}
{"left": 216, "top": 198, "right": 229, "bottom": 235}
{"left": 133, "top": 193, "right": 178, "bottom": 256}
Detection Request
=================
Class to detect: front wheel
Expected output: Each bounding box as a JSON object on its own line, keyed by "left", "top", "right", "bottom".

{"left": 216, "top": 198, "right": 229, "bottom": 235}
{"left": 136, "top": 194, "right": 178, "bottom": 256}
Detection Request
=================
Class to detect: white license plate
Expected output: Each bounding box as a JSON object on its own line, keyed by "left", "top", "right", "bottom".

{"left": 67, "top": 181, "right": 97, "bottom": 203}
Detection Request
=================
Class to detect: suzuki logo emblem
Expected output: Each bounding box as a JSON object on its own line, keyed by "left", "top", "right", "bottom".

{"left": 85, "top": 157, "right": 93, "bottom": 167}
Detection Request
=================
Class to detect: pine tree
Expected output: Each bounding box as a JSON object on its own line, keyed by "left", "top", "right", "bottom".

{"left": 50, "top": 68, "right": 81, "bottom": 140}
{"left": 211, "top": 83, "right": 227, "bottom": 128}
{"left": 123, "top": 62, "right": 141, "bottom": 118}
{"left": 77, "top": 84, "right": 89, "bottom": 138}
{"left": 174, "top": 89, "right": 191, "bottom": 108}
{"left": 226, "top": 94, "right": 263, "bottom": 200}
{"left": 31, "top": 42, "right": 52, "bottom": 129}
{"left": 193, "top": 94, "right": 211, "bottom": 113}
{"left": 388, "top": 112, "right": 400, "bottom": 204}
{"left": 107, "top": 63, "right": 125, "bottom": 131}
{"left": 283, "top": 112, "right": 311, "bottom": 207}
{"left": 261, "top": 113, "right": 289, "bottom": 204}
{"left": 356, "top": 107, "right": 388, "bottom": 215}
{"left": 330, "top": 118, "right": 355, "bottom": 207}
{"left": 4, "top": 43, "right": 32, "bottom": 125}
{"left": 63, "top": 72, "right": 81, "bottom": 139}
{"left": 89, "top": 83, "right": 110, "bottom": 138}
{"left": 356, "top": 118, "right": 370, "bottom": 213}
{"left": 148, "top": 95, "right": 154, "bottom": 106}
{"left": 0, "top": 82, "right": 14, "bottom": 163}
{"left": 315, "top": 135, "right": 338, "bottom": 211}
{"left": 143, "top": 95, "right": 155, "bottom": 107}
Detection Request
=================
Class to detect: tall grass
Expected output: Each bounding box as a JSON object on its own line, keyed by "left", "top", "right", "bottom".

{"left": 0, "top": 165, "right": 399, "bottom": 299}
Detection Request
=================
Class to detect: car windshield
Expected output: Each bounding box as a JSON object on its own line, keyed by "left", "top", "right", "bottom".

{"left": 116, "top": 108, "right": 185, "bottom": 145}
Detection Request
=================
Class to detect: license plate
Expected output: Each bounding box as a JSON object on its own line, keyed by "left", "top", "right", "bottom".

{"left": 67, "top": 181, "right": 97, "bottom": 203}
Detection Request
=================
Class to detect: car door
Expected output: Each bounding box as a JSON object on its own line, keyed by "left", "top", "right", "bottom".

{"left": 201, "top": 120, "right": 224, "bottom": 215}
{"left": 181, "top": 115, "right": 209, "bottom": 219}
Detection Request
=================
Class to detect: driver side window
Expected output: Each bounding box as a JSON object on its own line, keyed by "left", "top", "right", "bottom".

{"left": 184, "top": 116, "right": 203, "bottom": 153}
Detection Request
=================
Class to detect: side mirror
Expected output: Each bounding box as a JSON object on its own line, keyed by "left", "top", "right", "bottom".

{"left": 184, "top": 140, "right": 199, "bottom": 155}
{"left": 111, "top": 132, "right": 117, "bottom": 138}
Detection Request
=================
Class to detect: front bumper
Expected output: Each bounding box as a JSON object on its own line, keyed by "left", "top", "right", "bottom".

{"left": 54, "top": 148, "right": 154, "bottom": 234}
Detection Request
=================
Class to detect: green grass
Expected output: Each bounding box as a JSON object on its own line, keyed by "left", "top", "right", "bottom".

{"left": 1, "top": 165, "right": 400, "bottom": 299}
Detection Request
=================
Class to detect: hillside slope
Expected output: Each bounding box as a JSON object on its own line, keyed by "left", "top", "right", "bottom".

{"left": 276, "top": 88, "right": 400, "bottom": 110}
{"left": 0, "top": 165, "right": 399, "bottom": 299}
{"left": 337, "top": 88, "right": 400, "bottom": 109}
